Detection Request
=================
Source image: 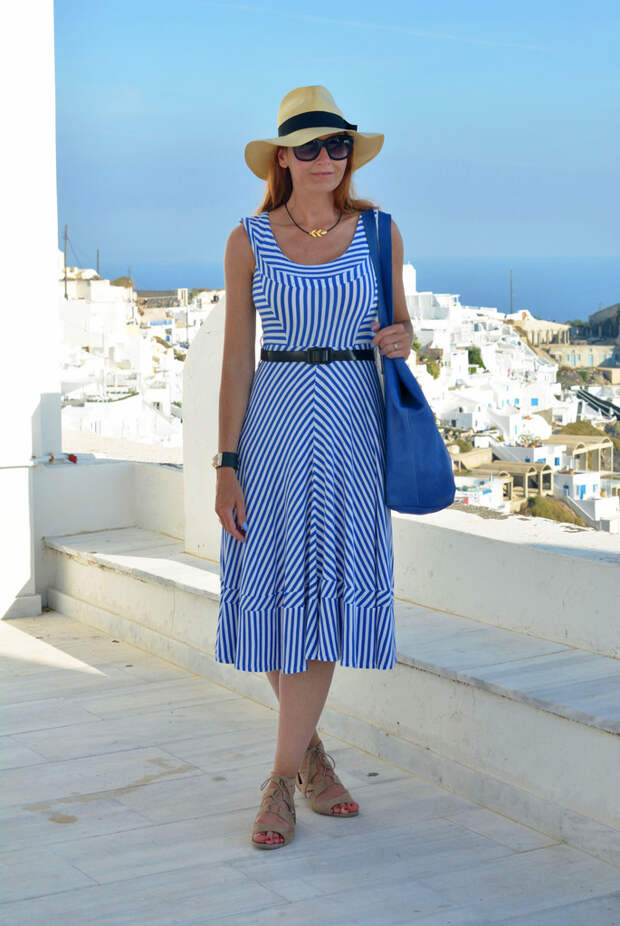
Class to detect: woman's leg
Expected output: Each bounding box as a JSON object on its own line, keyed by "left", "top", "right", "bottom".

{"left": 273, "top": 659, "right": 336, "bottom": 777}
{"left": 265, "top": 669, "right": 321, "bottom": 748}
{"left": 253, "top": 660, "right": 357, "bottom": 846}
{"left": 275, "top": 662, "right": 358, "bottom": 816}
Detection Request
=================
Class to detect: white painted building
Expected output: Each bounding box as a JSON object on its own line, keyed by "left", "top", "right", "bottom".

{"left": 58, "top": 248, "right": 137, "bottom": 359}
{"left": 453, "top": 474, "right": 509, "bottom": 512}
{"left": 509, "top": 443, "right": 568, "bottom": 468}
{"left": 194, "top": 288, "right": 225, "bottom": 310}
{"left": 52, "top": 228, "right": 613, "bottom": 473}
{"left": 62, "top": 391, "right": 181, "bottom": 445}
{"left": 555, "top": 470, "right": 619, "bottom": 531}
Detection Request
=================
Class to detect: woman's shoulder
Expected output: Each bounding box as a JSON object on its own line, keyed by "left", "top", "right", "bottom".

{"left": 226, "top": 220, "right": 256, "bottom": 265}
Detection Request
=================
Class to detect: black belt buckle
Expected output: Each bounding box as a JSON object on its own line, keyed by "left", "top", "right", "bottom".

{"left": 306, "top": 347, "right": 332, "bottom": 364}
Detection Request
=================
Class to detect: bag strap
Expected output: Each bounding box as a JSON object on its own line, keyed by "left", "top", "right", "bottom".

{"left": 362, "top": 209, "right": 386, "bottom": 328}
{"left": 377, "top": 210, "right": 394, "bottom": 325}
{"left": 362, "top": 209, "right": 393, "bottom": 330}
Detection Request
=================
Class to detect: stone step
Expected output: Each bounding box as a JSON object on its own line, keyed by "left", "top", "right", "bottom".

{"left": 43, "top": 526, "right": 620, "bottom": 866}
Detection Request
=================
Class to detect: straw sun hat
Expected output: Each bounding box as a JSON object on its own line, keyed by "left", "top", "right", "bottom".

{"left": 244, "top": 85, "right": 384, "bottom": 180}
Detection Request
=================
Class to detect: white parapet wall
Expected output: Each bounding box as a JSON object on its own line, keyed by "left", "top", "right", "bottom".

{"left": 390, "top": 507, "right": 619, "bottom": 658}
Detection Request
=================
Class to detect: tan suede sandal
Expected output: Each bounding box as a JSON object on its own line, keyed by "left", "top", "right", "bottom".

{"left": 296, "top": 738, "right": 359, "bottom": 817}
{"left": 250, "top": 772, "right": 297, "bottom": 850}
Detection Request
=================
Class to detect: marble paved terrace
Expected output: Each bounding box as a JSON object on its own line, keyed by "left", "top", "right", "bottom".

{"left": 2, "top": 611, "right": 620, "bottom": 926}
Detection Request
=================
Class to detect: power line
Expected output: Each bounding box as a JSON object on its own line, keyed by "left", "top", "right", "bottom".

{"left": 67, "top": 235, "right": 87, "bottom": 268}
{"left": 59, "top": 223, "right": 94, "bottom": 271}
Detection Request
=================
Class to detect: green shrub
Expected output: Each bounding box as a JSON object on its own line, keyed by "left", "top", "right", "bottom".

{"left": 518, "top": 495, "right": 585, "bottom": 526}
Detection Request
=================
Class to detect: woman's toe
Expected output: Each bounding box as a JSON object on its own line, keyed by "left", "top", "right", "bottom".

{"left": 332, "top": 801, "right": 358, "bottom": 814}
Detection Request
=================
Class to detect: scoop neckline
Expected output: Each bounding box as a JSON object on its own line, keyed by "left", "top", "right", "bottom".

{"left": 264, "top": 211, "right": 364, "bottom": 267}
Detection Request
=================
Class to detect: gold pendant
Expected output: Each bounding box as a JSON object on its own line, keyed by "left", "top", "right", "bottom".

{"left": 310, "top": 228, "right": 327, "bottom": 237}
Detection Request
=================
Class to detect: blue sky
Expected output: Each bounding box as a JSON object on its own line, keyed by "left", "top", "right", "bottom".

{"left": 54, "top": 0, "right": 619, "bottom": 288}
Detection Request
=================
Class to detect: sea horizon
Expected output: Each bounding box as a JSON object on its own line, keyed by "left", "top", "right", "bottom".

{"left": 112, "top": 255, "right": 619, "bottom": 324}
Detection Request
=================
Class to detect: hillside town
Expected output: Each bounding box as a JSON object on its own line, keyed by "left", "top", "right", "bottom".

{"left": 58, "top": 249, "right": 620, "bottom": 532}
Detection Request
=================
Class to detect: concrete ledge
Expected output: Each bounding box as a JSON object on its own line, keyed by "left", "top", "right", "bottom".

{"left": 35, "top": 459, "right": 620, "bottom": 659}
{"left": 392, "top": 507, "right": 620, "bottom": 659}
{"left": 42, "top": 527, "right": 620, "bottom": 866}
{"left": 4, "top": 593, "right": 42, "bottom": 619}
{"left": 43, "top": 529, "right": 620, "bottom": 737}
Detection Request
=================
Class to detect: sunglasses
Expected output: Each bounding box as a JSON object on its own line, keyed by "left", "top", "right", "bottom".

{"left": 292, "top": 134, "right": 354, "bottom": 162}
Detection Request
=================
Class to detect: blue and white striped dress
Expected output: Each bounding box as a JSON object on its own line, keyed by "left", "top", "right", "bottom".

{"left": 215, "top": 208, "right": 396, "bottom": 674}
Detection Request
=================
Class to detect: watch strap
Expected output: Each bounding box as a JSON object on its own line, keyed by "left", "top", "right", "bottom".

{"left": 212, "top": 451, "right": 239, "bottom": 469}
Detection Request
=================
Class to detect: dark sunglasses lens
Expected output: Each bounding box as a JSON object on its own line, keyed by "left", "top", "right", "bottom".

{"left": 325, "top": 135, "right": 353, "bottom": 158}
{"left": 293, "top": 135, "right": 354, "bottom": 161}
{"left": 293, "top": 140, "right": 321, "bottom": 160}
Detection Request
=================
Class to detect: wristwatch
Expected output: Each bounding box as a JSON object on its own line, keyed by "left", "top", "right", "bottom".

{"left": 212, "top": 451, "right": 239, "bottom": 470}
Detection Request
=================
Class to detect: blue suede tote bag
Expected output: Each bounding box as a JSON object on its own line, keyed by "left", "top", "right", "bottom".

{"left": 362, "top": 208, "right": 456, "bottom": 515}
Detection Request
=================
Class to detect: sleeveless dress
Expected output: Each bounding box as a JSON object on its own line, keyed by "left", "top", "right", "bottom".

{"left": 214, "top": 208, "right": 396, "bottom": 675}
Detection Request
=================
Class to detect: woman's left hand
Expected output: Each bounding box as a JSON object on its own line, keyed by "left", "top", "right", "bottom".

{"left": 371, "top": 320, "right": 411, "bottom": 360}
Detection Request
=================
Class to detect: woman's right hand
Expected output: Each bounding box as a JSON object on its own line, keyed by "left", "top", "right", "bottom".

{"left": 215, "top": 469, "right": 248, "bottom": 542}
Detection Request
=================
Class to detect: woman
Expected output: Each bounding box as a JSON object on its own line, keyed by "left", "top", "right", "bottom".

{"left": 213, "top": 85, "right": 413, "bottom": 849}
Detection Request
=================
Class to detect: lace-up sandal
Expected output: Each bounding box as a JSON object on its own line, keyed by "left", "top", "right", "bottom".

{"left": 250, "top": 772, "right": 297, "bottom": 849}
{"left": 296, "top": 739, "right": 359, "bottom": 817}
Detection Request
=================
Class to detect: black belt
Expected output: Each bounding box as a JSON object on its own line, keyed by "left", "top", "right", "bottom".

{"left": 261, "top": 347, "right": 374, "bottom": 364}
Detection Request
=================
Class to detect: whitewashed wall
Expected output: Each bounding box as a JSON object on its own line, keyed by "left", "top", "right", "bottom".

{"left": 1, "top": 2, "right": 60, "bottom": 618}
{"left": 183, "top": 295, "right": 264, "bottom": 563}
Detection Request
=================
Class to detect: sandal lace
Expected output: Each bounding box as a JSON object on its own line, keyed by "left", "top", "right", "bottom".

{"left": 305, "top": 742, "right": 339, "bottom": 786}
{"left": 258, "top": 774, "right": 296, "bottom": 822}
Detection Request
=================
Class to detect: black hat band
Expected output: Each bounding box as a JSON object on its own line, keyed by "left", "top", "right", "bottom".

{"left": 278, "top": 110, "right": 358, "bottom": 137}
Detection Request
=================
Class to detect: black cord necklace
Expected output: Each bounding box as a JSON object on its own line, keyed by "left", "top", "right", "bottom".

{"left": 284, "top": 202, "right": 343, "bottom": 238}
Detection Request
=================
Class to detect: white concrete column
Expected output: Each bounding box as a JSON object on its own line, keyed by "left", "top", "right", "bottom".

{"left": 183, "top": 297, "right": 263, "bottom": 562}
{"left": 1, "top": 2, "right": 61, "bottom": 617}
{"left": 182, "top": 299, "right": 227, "bottom": 562}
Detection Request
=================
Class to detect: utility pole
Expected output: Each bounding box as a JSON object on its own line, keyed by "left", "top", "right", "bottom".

{"left": 509, "top": 269, "right": 513, "bottom": 315}
{"left": 96, "top": 248, "right": 100, "bottom": 275}
{"left": 63, "top": 224, "right": 68, "bottom": 300}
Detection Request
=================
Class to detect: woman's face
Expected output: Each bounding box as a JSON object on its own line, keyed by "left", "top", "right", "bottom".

{"left": 277, "top": 132, "right": 350, "bottom": 194}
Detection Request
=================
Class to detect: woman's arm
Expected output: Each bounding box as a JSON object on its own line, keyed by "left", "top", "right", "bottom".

{"left": 217, "top": 223, "right": 256, "bottom": 459}
{"left": 215, "top": 223, "right": 256, "bottom": 542}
